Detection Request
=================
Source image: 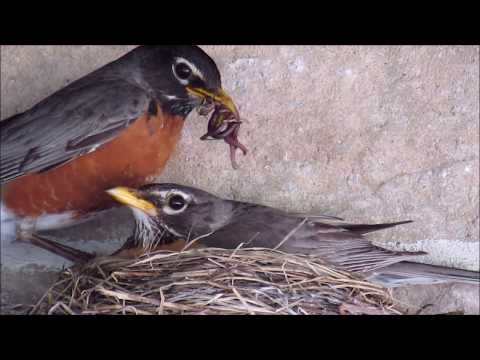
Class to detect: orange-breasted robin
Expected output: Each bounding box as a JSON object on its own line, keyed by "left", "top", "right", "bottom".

{"left": 1, "top": 46, "right": 244, "bottom": 250}
{"left": 104, "top": 183, "right": 480, "bottom": 288}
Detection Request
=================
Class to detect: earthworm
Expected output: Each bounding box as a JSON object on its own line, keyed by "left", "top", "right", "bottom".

{"left": 200, "top": 104, "right": 248, "bottom": 169}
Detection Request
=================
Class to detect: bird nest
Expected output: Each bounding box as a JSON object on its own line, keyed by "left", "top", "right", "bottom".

{"left": 30, "top": 247, "right": 403, "bottom": 315}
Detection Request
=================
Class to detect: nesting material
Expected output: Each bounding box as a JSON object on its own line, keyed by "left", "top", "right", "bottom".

{"left": 30, "top": 247, "right": 402, "bottom": 315}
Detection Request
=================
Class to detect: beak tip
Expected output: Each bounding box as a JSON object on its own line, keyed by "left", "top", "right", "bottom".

{"left": 105, "top": 186, "right": 156, "bottom": 213}
{"left": 229, "top": 104, "right": 240, "bottom": 121}
{"left": 188, "top": 86, "right": 240, "bottom": 121}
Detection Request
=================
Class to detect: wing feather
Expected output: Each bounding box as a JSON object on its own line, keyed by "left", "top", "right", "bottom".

{"left": 1, "top": 77, "right": 150, "bottom": 183}
{"left": 199, "top": 206, "right": 423, "bottom": 274}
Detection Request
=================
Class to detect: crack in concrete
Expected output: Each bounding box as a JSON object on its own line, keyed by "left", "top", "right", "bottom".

{"left": 372, "top": 157, "right": 479, "bottom": 196}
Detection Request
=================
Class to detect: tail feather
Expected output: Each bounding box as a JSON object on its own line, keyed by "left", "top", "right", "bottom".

{"left": 341, "top": 220, "right": 413, "bottom": 235}
{"left": 366, "top": 261, "right": 480, "bottom": 287}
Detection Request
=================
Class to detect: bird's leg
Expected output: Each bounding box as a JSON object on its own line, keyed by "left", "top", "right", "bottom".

{"left": 16, "top": 223, "right": 95, "bottom": 264}
{"left": 28, "top": 234, "right": 95, "bottom": 264}
{"left": 13, "top": 220, "right": 95, "bottom": 264}
{"left": 14, "top": 218, "right": 36, "bottom": 243}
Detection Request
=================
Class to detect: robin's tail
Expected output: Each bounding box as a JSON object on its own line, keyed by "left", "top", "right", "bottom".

{"left": 340, "top": 220, "right": 413, "bottom": 235}
{"left": 366, "top": 261, "right": 480, "bottom": 288}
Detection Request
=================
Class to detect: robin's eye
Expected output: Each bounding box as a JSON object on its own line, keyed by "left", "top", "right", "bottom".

{"left": 168, "top": 194, "right": 186, "bottom": 211}
{"left": 174, "top": 63, "right": 192, "bottom": 80}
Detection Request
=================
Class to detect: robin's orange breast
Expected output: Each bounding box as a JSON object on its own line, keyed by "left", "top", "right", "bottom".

{"left": 113, "top": 239, "right": 205, "bottom": 259}
{"left": 2, "top": 106, "right": 185, "bottom": 217}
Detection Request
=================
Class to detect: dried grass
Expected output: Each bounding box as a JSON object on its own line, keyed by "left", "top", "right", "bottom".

{"left": 30, "top": 247, "right": 403, "bottom": 315}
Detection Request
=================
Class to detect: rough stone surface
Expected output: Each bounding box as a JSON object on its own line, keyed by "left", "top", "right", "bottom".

{"left": 1, "top": 46, "right": 479, "bottom": 314}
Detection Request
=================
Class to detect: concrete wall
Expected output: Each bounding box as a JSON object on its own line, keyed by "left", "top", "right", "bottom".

{"left": 1, "top": 46, "right": 479, "bottom": 314}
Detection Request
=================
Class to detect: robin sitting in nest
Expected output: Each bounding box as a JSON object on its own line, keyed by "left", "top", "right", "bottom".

{"left": 29, "top": 183, "right": 480, "bottom": 288}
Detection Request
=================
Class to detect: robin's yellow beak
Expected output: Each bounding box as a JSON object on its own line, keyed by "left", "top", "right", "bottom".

{"left": 106, "top": 187, "right": 157, "bottom": 215}
{"left": 186, "top": 86, "right": 240, "bottom": 121}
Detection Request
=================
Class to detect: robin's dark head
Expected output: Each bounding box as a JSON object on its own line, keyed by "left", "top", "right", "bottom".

{"left": 125, "top": 45, "right": 239, "bottom": 119}
{"left": 107, "top": 183, "right": 235, "bottom": 247}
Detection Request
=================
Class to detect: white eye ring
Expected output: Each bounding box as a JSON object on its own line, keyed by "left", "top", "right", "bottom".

{"left": 173, "top": 63, "right": 192, "bottom": 83}
{"left": 162, "top": 191, "right": 190, "bottom": 215}
{"left": 172, "top": 57, "right": 205, "bottom": 85}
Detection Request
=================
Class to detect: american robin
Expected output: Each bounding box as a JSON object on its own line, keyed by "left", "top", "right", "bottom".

{"left": 1, "top": 46, "right": 242, "bottom": 254}
{"left": 105, "top": 183, "right": 480, "bottom": 288}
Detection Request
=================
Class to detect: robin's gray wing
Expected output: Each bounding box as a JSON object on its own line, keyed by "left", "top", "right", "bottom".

{"left": 200, "top": 206, "right": 423, "bottom": 273}
{"left": 287, "top": 212, "right": 345, "bottom": 221}
{"left": 288, "top": 212, "right": 413, "bottom": 235}
{"left": 0, "top": 77, "right": 152, "bottom": 184}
